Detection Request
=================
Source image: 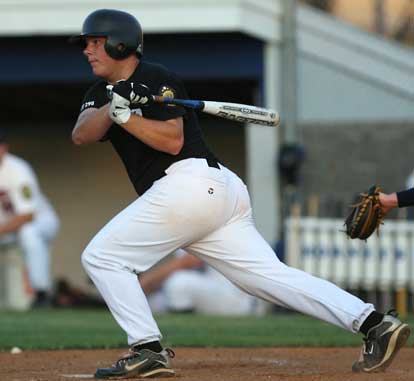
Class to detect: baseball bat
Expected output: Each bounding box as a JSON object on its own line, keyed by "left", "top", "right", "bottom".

{"left": 153, "top": 96, "right": 280, "bottom": 127}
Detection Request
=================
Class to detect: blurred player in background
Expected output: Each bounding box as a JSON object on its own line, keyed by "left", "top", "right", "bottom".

{"left": 140, "top": 249, "right": 268, "bottom": 316}
{"left": 0, "top": 129, "right": 59, "bottom": 307}
{"left": 71, "top": 8, "right": 410, "bottom": 379}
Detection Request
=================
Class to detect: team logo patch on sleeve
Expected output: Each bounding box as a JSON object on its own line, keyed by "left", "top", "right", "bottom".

{"left": 159, "top": 85, "right": 176, "bottom": 105}
{"left": 21, "top": 185, "right": 32, "bottom": 199}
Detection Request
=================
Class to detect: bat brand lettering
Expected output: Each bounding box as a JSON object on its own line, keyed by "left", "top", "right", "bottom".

{"left": 217, "top": 111, "right": 275, "bottom": 126}
{"left": 221, "top": 106, "right": 268, "bottom": 117}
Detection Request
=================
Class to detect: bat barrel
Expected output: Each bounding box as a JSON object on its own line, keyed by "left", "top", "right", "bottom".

{"left": 203, "top": 101, "right": 280, "bottom": 127}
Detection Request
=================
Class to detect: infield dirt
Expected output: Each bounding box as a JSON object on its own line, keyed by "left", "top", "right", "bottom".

{"left": 1, "top": 347, "right": 413, "bottom": 380}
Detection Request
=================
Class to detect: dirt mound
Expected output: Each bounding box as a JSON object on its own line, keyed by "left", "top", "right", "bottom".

{"left": 1, "top": 347, "right": 413, "bottom": 380}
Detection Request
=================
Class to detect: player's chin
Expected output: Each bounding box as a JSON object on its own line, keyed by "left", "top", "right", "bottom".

{"left": 90, "top": 64, "right": 105, "bottom": 78}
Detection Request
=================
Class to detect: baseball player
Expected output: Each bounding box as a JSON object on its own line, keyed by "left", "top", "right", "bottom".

{"left": 0, "top": 129, "right": 60, "bottom": 307}
{"left": 71, "top": 9, "right": 410, "bottom": 379}
{"left": 140, "top": 249, "right": 268, "bottom": 315}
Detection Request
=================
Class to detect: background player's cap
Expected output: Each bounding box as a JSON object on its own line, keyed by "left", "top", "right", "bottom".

{"left": 0, "top": 128, "right": 8, "bottom": 143}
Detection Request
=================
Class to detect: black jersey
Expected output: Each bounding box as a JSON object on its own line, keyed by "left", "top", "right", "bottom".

{"left": 80, "top": 61, "right": 217, "bottom": 195}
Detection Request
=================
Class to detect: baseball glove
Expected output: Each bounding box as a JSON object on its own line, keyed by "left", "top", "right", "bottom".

{"left": 344, "top": 185, "right": 383, "bottom": 240}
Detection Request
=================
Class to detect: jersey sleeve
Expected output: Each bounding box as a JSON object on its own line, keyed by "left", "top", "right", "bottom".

{"left": 397, "top": 188, "right": 414, "bottom": 207}
{"left": 142, "top": 71, "right": 187, "bottom": 121}
{"left": 79, "top": 80, "right": 114, "bottom": 141}
{"left": 9, "top": 163, "right": 38, "bottom": 216}
{"left": 79, "top": 80, "right": 109, "bottom": 113}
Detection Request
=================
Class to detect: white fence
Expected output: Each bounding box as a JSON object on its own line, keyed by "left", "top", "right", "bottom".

{"left": 285, "top": 217, "right": 414, "bottom": 292}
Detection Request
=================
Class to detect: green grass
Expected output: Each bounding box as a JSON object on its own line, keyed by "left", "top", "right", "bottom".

{"left": 0, "top": 309, "right": 412, "bottom": 350}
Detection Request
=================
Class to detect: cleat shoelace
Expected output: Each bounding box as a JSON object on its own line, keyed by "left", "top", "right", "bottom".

{"left": 362, "top": 337, "right": 374, "bottom": 355}
{"left": 165, "top": 348, "right": 175, "bottom": 358}
{"left": 115, "top": 347, "right": 176, "bottom": 367}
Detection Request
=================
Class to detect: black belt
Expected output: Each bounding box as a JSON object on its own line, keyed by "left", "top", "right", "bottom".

{"left": 206, "top": 158, "right": 220, "bottom": 169}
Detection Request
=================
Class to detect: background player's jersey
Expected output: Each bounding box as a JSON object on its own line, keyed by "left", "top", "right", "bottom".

{"left": 0, "top": 153, "right": 38, "bottom": 242}
{"left": 0, "top": 153, "right": 53, "bottom": 244}
{"left": 0, "top": 153, "right": 36, "bottom": 228}
{"left": 80, "top": 61, "right": 218, "bottom": 195}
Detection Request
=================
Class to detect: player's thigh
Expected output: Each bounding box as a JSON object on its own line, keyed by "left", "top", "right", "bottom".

{"left": 83, "top": 174, "right": 225, "bottom": 273}
{"left": 34, "top": 210, "right": 60, "bottom": 242}
{"left": 83, "top": 197, "right": 175, "bottom": 272}
{"left": 18, "top": 223, "right": 45, "bottom": 252}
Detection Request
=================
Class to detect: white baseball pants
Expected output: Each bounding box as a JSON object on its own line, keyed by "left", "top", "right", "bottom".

{"left": 18, "top": 201, "right": 60, "bottom": 291}
{"left": 81, "top": 158, "right": 374, "bottom": 345}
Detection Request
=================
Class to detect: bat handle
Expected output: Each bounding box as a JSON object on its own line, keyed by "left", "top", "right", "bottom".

{"left": 152, "top": 96, "right": 205, "bottom": 110}
{"left": 152, "top": 95, "right": 166, "bottom": 103}
{"left": 153, "top": 95, "right": 180, "bottom": 105}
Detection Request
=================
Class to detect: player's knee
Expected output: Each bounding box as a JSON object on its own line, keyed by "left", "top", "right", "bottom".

{"left": 81, "top": 244, "right": 116, "bottom": 273}
{"left": 81, "top": 247, "right": 95, "bottom": 273}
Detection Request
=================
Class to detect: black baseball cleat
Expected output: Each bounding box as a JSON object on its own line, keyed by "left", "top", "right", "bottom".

{"left": 94, "top": 347, "right": 175, "bottom": 379}
{"left": 352, "top": 310, "right": 410, "bottom": 373}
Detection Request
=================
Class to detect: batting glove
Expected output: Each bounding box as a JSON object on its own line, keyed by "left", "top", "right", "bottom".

{"left": 110, "top": 80, "right": 153, "bottom": 106}
{"left": 106, "top": 84, "right": 131, "bottom": 125}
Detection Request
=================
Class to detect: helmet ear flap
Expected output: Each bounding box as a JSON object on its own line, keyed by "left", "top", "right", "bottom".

{"left": 104, "top": 38, "right": 134, "bottom": 60}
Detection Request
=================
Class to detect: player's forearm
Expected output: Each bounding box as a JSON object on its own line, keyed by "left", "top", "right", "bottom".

{"left": 0, "top": 213, "right": 33, "bottom": 235}
{"left": 72, "top": 105, "right": 112, "bottom": 145}
{"left": 121, "top": 115, "right": 184, "bottom": 155}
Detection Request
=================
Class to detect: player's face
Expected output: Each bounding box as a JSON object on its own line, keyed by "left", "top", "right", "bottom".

{"left": 83, "top": 37, "right": 117, "bottom": 78}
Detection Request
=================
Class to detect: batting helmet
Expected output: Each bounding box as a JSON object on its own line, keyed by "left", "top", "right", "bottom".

{"left": 70, "top": 9, "right": 143, "bottom": 59}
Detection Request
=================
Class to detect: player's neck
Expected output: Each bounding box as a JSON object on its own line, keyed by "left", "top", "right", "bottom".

{"left": 107, "top": 57, "right": 140, "bottom": 84}
{"left": 0, "top": 146, "right": 8, "bottom": 164}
